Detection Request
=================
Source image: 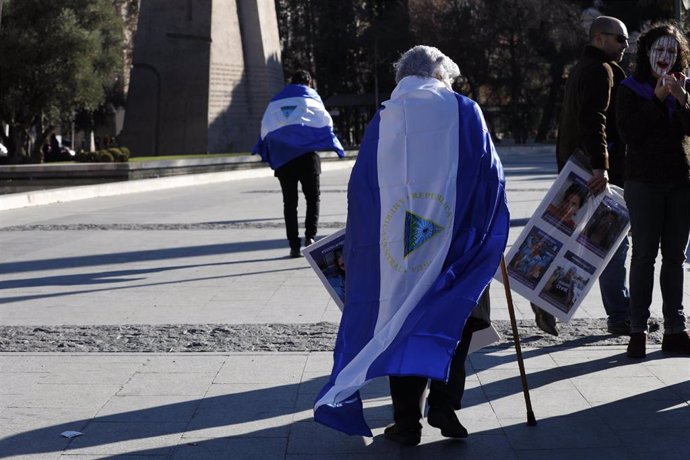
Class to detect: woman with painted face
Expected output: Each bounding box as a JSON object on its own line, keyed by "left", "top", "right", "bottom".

{"left": 616, "top": 23, "right": 690, "bottom": 358}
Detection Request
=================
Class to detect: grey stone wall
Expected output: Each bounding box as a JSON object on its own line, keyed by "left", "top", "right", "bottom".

{"left": 120, "top": 0, "right": 284, "bottom": 156}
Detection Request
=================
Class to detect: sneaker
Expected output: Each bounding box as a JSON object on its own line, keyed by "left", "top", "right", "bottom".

{"left": 427, "top": 407, "right": 468, "bottom": 439}
{"left": 607, "top": 321, "right": 631, "bottom": 335}
{"left": 289, "top": 248, "right": 302, "bottom": 258}
{"left": 531, "top": 304, "right": 558, "bottom": 336}
{"left": 383, "top": 423, "right": 421, "bottom": 446}
{"left": 661, "top": 332, "right": 690, "bottom": 354}
{"left": 627, "top": 332, "right": 646, "bottom": 358}
{"left": 304, "top": 238, "right": 315, "bottom": 247}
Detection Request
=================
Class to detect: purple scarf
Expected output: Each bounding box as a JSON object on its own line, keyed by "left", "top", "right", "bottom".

{"left": 620, "top": 76, "right": 677, "bottom": 119}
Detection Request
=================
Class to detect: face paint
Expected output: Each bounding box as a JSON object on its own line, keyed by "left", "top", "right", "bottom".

{"left": 649, "top": 35, "right": 678, "bottom": 77}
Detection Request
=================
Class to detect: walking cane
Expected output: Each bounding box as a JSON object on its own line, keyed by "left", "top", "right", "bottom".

{"left": 499, "top": 255, "right": 537, "bottom": 426}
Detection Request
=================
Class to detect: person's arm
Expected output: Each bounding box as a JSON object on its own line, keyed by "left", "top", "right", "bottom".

{"left": 578, "top": 65, "right": 613, "bottom": 194}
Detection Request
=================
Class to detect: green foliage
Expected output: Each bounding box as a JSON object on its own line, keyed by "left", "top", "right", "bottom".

{"left": 97, "top": 149, "right": 114, "bottom": 163}
{"left": 74, "top": 148, "right": 125, "bottom": 163}
{"left": 0, "top": 0, "right": 124, "bottom": 161}
{"left": 74, "top": 150, "right": 99, "bottom": 162}
{"left": 108, "top": 147, "right": 130, "bottom": 162}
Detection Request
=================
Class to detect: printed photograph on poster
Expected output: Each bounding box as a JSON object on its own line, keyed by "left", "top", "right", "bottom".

{"left": 507, "top": 226, "right": 562, "bottom": 289}
{"left": 541, "top": 173, "right": 589, "bottom": 236}
{"left": 538, "top": 250, "right": 596, "bottom": 315}
{"left": 303, "top": 229, "right": 346, "bottom": 309}
{"left": 577, "top": 196, "right": 630, "bottom": 258}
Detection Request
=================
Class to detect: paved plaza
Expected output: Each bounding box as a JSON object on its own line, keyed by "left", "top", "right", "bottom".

{"left": 1, "top": 145, "right": 689, "bottom": 459}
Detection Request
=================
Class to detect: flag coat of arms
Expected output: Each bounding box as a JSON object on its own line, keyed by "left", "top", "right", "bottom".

{"left": 252, "top": 84, "right": 344, "bottom": 170}
{"left": 313, "top": 76, "right": 509, "bottom": 436}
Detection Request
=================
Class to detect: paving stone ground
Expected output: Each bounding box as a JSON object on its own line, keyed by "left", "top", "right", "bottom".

{"left": 1, "top": 145, "right": 689, "bottom": 459}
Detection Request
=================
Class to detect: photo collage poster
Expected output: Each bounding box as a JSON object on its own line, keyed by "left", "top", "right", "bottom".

{"left": 303, "top": 228, "right": 347, "bottom": 310}
{"left": 498, "top": 158, "right": 631, "bottom": 322}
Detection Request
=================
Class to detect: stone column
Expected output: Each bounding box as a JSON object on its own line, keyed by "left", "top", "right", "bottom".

{"left": 120, "top": 0, "right": 283, "bottom": 156}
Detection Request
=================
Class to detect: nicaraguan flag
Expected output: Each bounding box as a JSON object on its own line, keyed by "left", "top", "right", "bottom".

{"left": 313, "top": 76, "right": 509, "bottom": 436}
{"left": 252, "top": 84, "right": 344, "bottom": 170}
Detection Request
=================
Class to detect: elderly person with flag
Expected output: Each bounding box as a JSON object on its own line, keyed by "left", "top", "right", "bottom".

{"left": 253, "top": 70, "right": 344, "bottom": 258}
{"left": 313, "top": 46, "right": 509, "bottom": 445}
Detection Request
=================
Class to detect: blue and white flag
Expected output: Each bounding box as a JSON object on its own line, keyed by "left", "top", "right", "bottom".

{"left": 252, "top": 84, "right": 344, "bottom": 170}
{"left": 313, "top": 76, "right": 509, "bottom": 436}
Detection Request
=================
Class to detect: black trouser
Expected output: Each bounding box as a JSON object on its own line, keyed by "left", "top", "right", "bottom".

{"left": 276, "top": 166, "right": 320, "bottom": 250}
{"left": 625, "top": 180, "right": 690, "bottom": 334}
{"left": 388, "top": 318, "right": 475, "bottom": 428}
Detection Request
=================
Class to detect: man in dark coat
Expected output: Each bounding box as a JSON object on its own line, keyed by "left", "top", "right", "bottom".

{"left": 533, "top": 16, "right": 631, "bottom": 335}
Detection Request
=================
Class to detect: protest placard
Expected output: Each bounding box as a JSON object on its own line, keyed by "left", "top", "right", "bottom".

{"left": 499, "top": 157, "right": 630, "bottom": 322}
{"left": 303, "top": 228, "right": 346, "bottom": 310}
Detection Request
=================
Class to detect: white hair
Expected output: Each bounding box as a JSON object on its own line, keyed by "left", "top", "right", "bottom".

{"left": 393, "top": 45, "right": 461, "bottom": 87}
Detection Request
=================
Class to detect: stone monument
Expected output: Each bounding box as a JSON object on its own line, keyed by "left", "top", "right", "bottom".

{"left": 120, "top": 0, "right": 284, "bottom": 155}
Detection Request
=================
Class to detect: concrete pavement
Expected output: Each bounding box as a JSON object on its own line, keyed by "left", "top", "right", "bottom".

{"left": 1, "top": 145, "right": 689, "bottom": 459}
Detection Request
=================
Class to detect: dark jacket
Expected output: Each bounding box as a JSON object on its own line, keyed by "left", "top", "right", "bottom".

{"left": 557, "top": 46, "right": 626, "bottom": 186}
{"left": 616, "top": 77, "right": 690, "bottom": 185}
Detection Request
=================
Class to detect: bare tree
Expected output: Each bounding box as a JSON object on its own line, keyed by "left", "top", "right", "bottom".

{"left": 409, "top": 0, "right": 582, "bottom": 143}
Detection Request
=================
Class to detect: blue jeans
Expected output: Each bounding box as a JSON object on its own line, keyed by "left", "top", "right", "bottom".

{"left": 624, "top": 181, "right": 690, "bottom": 334}
{"left": 599, "top": 236, "right": 630, "bottom": 327}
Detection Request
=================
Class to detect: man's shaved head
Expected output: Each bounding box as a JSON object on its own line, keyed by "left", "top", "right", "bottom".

{"left": 589, "top": 16, "right": 628, "bottom": 62}
{"left": 589, "top": 16, "right": 626, "bottom": 42}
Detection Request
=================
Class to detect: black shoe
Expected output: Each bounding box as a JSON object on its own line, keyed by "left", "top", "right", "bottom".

{"left": 384, "top": 423, "right": 421, "bottom": 446}
{"left": 531, "top": 304, "right": 558, "bottom": 336}
{"left": 627, "top": 332, "right": 646, "bottom": 358}
{"left": 289, "top": 248, "right": 302, "bottom": 258}
{"left": 427, "top": 407, "right": 468, "bottom": 439}
{"left": 661, "top": 332, "right": 690, "bottom": 354}
{"left": 607, "top": 321, "right": 631, "bottom": 335}
{"left": 648, "top": 320, "right": 660, "bottom": 333}
{"left": 304, "top": 238, "right": 315, "bottom": 247}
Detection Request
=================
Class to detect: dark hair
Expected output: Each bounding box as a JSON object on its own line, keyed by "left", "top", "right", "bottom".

{"left": 562, "top": 183, "right": 587, "bottom": 208}
{"left": 633, "top": 22, "right": 690, "bottom": 82}
{"left": 290, "top": 69, "right": 312, "bottom": 86}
